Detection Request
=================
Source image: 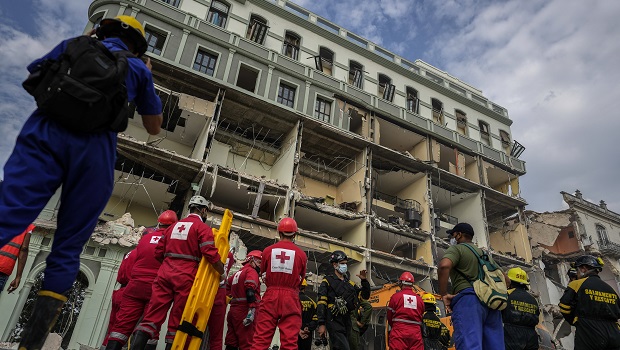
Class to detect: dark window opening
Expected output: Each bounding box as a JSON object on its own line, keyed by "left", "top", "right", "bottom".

{"left": 236, "top": 64, "right": 259, "bottom": 93}
{"left": 277, "top": 83, "right": 296, "bottom": 108}
{"left": 207, "top": 0, "right": 229, "bottom": 27}
{"left": 282, "top": 32, "right": 300, "bottom": 60}
{"left": 568, "top": 231, "right": 575, "bottom": 238}
{"left": 479, "top": 120, "right": 491, "bottom": 145}
{"left": 456, "top": 109, "right": 467, "bottom": 135}
{"left": 378, "top": 74, "right": 395, "bottom": 102}
{"left": 193, "top": 49, "right": 218, "bottom": 76}
{"left": 315, "top": 47, "right": 334, "bottom": 75}
{"left": 160, "top": 0, "right": 181, "bottom": 7}
{"left": 314, "top": 98, "right": 332, "bottom": 122}
{"left": 161, "top": 94, "right": 182, "bottom": 132}
{"left": 349, "top": 61, "right": 364, "bottom": 89}
{"left": 406, "top": 87, "right": 419, "bottom": 113}
{"left": 246, "top": 15, "right": 268, "bottom": 45}
{"left": 431, "top": 98, "right": 444, "bottom": 124}
{"left": 499, "top": 130, "right": 511, "bottom": 147}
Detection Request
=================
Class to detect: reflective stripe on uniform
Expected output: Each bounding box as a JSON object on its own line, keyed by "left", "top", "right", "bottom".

{"left": 245, "top": 279, "right": 257, "bottom": 286}
{"left": 559, "top": 303, "right": 572, "bottom": 314}
{"left": 393, "top": 318, "right": 422, "bottom": 325}
{"left": 109, "top": 332, "right": 129, "bottom": 341}
{"left": 7, "top": 242, "right": 21, "bottom": 249}
{"left": 199, "top": 241, "right": 214, "bottom": 247}
{"left": 0, "top": 251, "right": 18, "bottom": 260}
{"left": 164, "top": 253, "right": 200, "bottom": 261}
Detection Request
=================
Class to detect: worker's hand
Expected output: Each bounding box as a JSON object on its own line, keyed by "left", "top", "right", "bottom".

{"left": 442, "top": 294, "right": 455, "bottom": 313}
{"left": 243, "top": 308, "right": 256, "bottom": 326}
{"left": 356, "top": 321, "right": 364, "bottom": 328}
{"left": 318, "top": 324, "right": 326, "bottom": 338}
{"left": 144, "top": 57, "right": 153, "bottom": 71}
{"left": 7, "top": 277, "right": 21, "bottom": 293}
{"left": 356, "top": 269, "right": 367, "bottom": 280}
{"left": 299, "top": 328, "right": 309, "bottom": 339}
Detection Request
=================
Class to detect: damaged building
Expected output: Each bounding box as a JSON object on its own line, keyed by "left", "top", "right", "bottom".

{"left": 0, "top": 0, "right": 531, "bottom": 348}
{"left": 526, "top": 190, "right": 620, "bottom": 349}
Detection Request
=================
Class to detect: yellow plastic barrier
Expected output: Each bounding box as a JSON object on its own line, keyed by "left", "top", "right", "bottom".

{"left": 172, "top": 209, "right": 233, "bottom": 350}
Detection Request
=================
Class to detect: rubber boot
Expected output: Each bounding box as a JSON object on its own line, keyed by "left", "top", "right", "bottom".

{"left": 18, "top": 290, "right": 67, "bottom": 350}
{"left": 129, "top": 330, "right": 150, "bottom": 350}
{"left": 105, "top": 340, "right": 124, "bottom": 350}
{"left": 144, "top": 343, "right": 157, "bottom": 350}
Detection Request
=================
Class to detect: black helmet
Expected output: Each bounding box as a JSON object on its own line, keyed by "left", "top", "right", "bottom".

{"left": 574, "top": 255, "right": 604, "bottom": 270}
{"left": 329, "top": 250, "right": 348, "bottom": 264}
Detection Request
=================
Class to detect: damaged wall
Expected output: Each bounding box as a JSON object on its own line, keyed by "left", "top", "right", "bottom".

{"left": 297, "top": 176, "right": 337, "bottom": 200}
{"left": 341, "top": 220, "right": 368, "bottom": 247}
{"left": 451, "top": 193, "right": 487, "bottom": 248}
{"left": 489, "top": 222, "right": 532, "bottom": 262}
{"left": 397, "top": 174, "right": 430, "bottom": 232}
{"left": 270, "top": 124, "right": 298, "bottom": 187}
{"left": 409, "top": 138, "right": 428, "bottom": 161}
{"left": 336, "top": 150, "right": 366, "bottom": 208}
{"left": 465, "top": 158, "right": 480, "bottom": 183}
{"left": 528, "top": 211, "right": 574, "bottom": 253}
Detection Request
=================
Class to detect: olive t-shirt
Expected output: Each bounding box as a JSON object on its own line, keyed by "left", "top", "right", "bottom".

{"left": 443, "top": 243, "right": 492, "bottom": 294}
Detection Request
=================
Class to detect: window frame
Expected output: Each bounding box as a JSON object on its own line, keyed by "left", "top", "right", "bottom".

{"left": 431, "top": 98, "right": 444, "bottom": 125}
{"left": 348, "top": 60, "right": 364, "bottom": 89}
{"left": 282, "top": 31, "right": 301, "bottom": 60}
{"left": 192, "top": 47, "right": 219, "bottom": 77}
{"left": 314, "top": 95, "right": 333, "bottom": 123}
{"left": 315, "top": 46, "right": 334, "bottom": 75}
{"left": 277, "top": 81, "right": 297, "bottom": 108}
{"left": 378, "top": 73, "right": 395, "bottom": 102}
{"left": 143, "top": 23, "right": 170, "bottom": 56}
{"left": 207, "top": 0, "right": 230, "bottom": 28}
{"left": 234, "top": 62, "right": 262, "bottom": 94}
{"left": 406, "top": 87, "right": 419, "bottom": 114}
{"left": 596, "top": 224, "right": 609, "bottom": 243}
{"left": 159, "top": 0, "right": 181, "bottom": 7}
{"left": 246, "top": 14, "right": 269, "bottom": 45}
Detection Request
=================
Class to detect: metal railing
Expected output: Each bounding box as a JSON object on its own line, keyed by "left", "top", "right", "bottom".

{"left": 598, "top": 239, "right": 620, "bottom": 258}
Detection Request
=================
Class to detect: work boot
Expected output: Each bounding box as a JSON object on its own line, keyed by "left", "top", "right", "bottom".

{"left": 129, "top": 330, "right": 150, "bottom": 350}
{"left": 144, "top": 343, "right": 157, "bottom": 350}
{"left": 18, "top": 290, "right": 67, "bottom": 350}
{"left": 105, "top": 340, "right": 124, "bottom": 350}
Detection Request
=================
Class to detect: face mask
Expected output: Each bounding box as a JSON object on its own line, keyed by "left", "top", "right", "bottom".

{"left": 253, "top": 260, "right": 261, "bottom": 273}
{"left": 337, "top": 263, "right": 348, "bottom": 274}
{"left": 450, "top": 237, "right": 458, "bottom": 246}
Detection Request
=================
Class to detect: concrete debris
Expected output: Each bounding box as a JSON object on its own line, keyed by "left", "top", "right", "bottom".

{"left": 0, "top": 342, "right": 17, "bottom": 350}
{"left": 92, "top": 213, "right": 146, "bottom": 247}
{"left": 528, "top": 212, "right": 572, "bottom": 247}
{"left": 298, "top": 197, "right": 365, "bottom": 219}
{"left": 543, "top": 304, "right": 563, "bottom": 319}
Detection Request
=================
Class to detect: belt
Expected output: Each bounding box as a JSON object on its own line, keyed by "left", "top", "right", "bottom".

{"left": 164, "top": 253, "right": 200, "bottom": 262}
{"left": 393, "top": 318, "right": 422, "bottom": 325}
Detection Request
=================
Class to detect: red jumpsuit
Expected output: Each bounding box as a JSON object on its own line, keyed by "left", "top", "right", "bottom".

{"left": 102, "top": 250, "right": 136, "bottom": 346}
{"left": 251, "top": 241, "right": 307, "bottom": 350}
{"left": 208, "top": 251, "right": 235, "bottom": 350}
{"left": 136, "top": 214, "right": 221, "bottom": 343}
{"left": 225, "top": 263, "right": 261, "bottom": 349}
{"left": 387, "top": 287, "right": 424, "bottom": 350}
{"left": 108, "top": 228, "right": 165, "bottom": 345}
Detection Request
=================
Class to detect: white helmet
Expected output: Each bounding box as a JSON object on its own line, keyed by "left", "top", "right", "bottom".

{"left": 188, "top": 195, "right": 209, "bottom": 208}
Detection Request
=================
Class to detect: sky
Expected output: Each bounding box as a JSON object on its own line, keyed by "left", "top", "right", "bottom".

{"left": 0, "top": 0, "right": 619, "bottom": 213}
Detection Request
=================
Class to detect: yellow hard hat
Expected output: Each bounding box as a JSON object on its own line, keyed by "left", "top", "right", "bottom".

{"left": 422, "top": 293, "right": 436, "bottom": 304}
{"left": 301, "top": 279, "right": 307, "bottom": 287}
{"left": 507, "top": 267, "right": 529, "bottom": 285}
{"left": 99, "top": 16, "right": 148, "bottom": 56}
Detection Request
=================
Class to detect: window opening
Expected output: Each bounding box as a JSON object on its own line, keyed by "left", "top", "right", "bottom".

{"left": 282, "top": 32, "right": 300, "bottom": 60}
{"left": 246, "top": 15, "right": 268, "bottom": 44}
{"left": 277, "top": 83, "right": 296, "bottom": 108}
{"left": 207, "top": 1, "right": 229, "bottom": 27}
{"left": 314, "top": 98, "right": 332, "bottom": 122}
{"left": 378, "top": 74, "right": 395, "bottom": 102}
{"left": 193, "top": 50, "right": 218, "bottom": 76}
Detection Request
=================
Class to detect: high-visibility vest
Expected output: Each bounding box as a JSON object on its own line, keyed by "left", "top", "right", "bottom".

{"left": 0, "top": 224, "right": 35, "bottom": 275}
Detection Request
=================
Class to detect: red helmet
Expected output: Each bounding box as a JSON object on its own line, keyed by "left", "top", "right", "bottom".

{"left": 158, "top": 210, "right": 178, "bottom": 225}
{"left": 243, "top": 250, "right": 262, "bottom": 264}
{"left": 399, "top": 272, "right": 414, "bottom": 284}
{"left": 277, "top": 218, "right": 298, "bottom": 236}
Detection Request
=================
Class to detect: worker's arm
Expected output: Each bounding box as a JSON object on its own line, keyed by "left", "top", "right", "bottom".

{"left": 438, "top": 257, "right": 455, "bottom": 312}
{"left": 559, "top": 280, "right": 583, "bottom": 325}
{"left": 357, "top": 270, "right": 371, "bottom": 300}
{"left": 386, "top": 294, "right": 396, "bottom": 328}
{"left": 316, "top": 278, "right": 330, "bottom": 337}
{"left": 7, "top": 232, "right": 31, "bottom": 293}
{"left": 141, "top": 114, "right": 162, "bottom": 135}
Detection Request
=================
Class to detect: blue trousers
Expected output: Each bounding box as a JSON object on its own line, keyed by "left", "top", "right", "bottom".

{"left": 451, "top": 288, "right": 505, "bottom": 350}
{"left": 0, "top": 112, "right": 116, "bottom": 293}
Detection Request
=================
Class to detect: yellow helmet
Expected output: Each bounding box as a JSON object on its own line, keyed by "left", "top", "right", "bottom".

{"left": 422, "top": 293, "right": 436, "bottom": 304}
{"left": 301, "top": 279, "right": 307, "bottom": 287}
{"left": 507, "top": 267, "right": 529, "bottom": 285}
{"left": 98, "top": 16, "right": 148, "bottom": 56}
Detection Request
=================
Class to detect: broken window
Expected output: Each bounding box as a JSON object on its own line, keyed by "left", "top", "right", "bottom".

{"left": 456, "top": 109, "right": 467, "bottom": 135}
{"left": 161, "top": 94, "right": 182, "bottom": 132}
{"left": 406, "top": 87, "right": 419, "bottom": 113}
{"left": 479, "top": 120, "right": 491, "bottom": 145}
{"left": 246, "top": 14, "right": 268, "bottom": 45}
{"left": 597, "top": 224, "right": 609, "bottom": 244}
{"left": 236, "top": 64, "right": 259, "bottom": 93}
{"left": 431, "top": 98, "right": 444, "bottom": 125}
{"left": 315, "top": 47, "right": 334, "bottom": 75}
{"left": 145, "top": 26, "right": 166, "bottom": 55}
{"left": 282, "top": 31, "right": 300, "bottom": 60}
{"left": 193, "top": 49, "right": 218, "bottom": 76}
{"left": 378, "top": 74, "right": 395, "bottom": 102}
{"left": 160, "top": 0, "right": 180, "bottom": 7}
{"left": 499, "top": 130, "right": 511, "bottom": 147}
{"left": 349, "top": 60, "right": 364, "bottom": 89}
{"left": 207, "top": 0, "right": 229, "bottom": 27}
{"left": 277, "top": 82, "right": 296, "bottom": 108}
{"left": 314, "top": 97, "right": 332, "bottom": 122}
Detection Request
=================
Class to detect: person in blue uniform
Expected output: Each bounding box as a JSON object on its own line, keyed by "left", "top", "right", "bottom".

{"left": 0, "top": 15, "right": 162, "bottom": 349}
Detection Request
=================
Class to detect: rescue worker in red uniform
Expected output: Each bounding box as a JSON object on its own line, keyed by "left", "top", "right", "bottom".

{"left": 387, "top": 272, "right": 424, "bottom": 350}
{"left": 101, "top": 248, "right": 136, "bottom": 347}
{"left": 105, "top": 210, "right": 178, "bottom": 350}
{"left": 0, "top": 224, "right": 34, "bottom": 293}
{"left": 225, "top": 250, "right": 262, "bottom": 350}
{"left": 206, "top": 250, "right": 235, "bottom": 350}
{"left": 131, "top": 196, "right": 225, "bottom": 349}
{"left": 251, "top": 218, "right": 307, "bottom": 350}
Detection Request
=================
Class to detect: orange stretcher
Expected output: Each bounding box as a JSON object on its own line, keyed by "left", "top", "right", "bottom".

{"left": 171, "top": 209, "right": 232, "bottom": 350}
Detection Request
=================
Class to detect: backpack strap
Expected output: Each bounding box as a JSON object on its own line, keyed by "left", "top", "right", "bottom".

{"left": 453, "top": 243, "right": 484, "bottom": 286}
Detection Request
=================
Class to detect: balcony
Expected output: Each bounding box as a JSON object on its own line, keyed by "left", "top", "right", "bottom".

{"left": 598, "top": 239, "right": 620, "bottom": 258}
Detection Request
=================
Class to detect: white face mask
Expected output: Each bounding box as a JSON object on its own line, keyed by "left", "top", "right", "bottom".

{"left": 450, "top": 237, "right": 458, "bottom": 246}
{"left": 337, "top": 263, "right": 348, "bottom": 274}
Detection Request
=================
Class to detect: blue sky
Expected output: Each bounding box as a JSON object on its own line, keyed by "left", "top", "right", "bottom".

{"left": 1, "top": 0, "right": 620, "bottom": 213}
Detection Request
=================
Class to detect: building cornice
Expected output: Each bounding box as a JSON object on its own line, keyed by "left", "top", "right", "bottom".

{"left": 562, "top": 191, "right": 620, "bottom": 224}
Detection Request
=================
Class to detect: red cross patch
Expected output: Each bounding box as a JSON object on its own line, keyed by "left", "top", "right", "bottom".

{"left": 403, "top": 294, "right": 418, "bottom": 309}
{"left": 171, "top": 222, "right": 193, "bottom": 240}
{"left": 271, "top": 248, "right": 295, "bottom": 274}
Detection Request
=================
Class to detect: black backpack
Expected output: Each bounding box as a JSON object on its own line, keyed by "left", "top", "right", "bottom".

{"left": 22, "top": 36, "right": 134, "bottom": 133}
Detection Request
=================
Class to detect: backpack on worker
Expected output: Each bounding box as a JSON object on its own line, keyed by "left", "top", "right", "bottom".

{"left": 457, "top": 243, "right": 508, "bottom": 310}
{"left": 22, "top": 35, "right": 134, "bottom": 133}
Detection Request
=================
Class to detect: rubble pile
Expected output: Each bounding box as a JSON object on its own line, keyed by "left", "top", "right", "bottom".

{"left": 91, "top": 213, "right": 146, "bottom": 247}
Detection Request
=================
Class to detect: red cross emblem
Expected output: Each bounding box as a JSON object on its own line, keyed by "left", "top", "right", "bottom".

{"left": 177, "top": 224, "right": 186, "bottom": 233}
{"left": 275, "top": 251, "right": 290, "bottom": 264}
{"left": 407, "top": 297, "right": 414, "bottom": 304}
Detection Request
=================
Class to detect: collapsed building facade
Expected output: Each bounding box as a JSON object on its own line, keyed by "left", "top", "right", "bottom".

{"left": 526, "top": 190, "right": 620, "bottom": 349}
{"left": 0, "top": 0, "right": 531, "bottom": 348}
